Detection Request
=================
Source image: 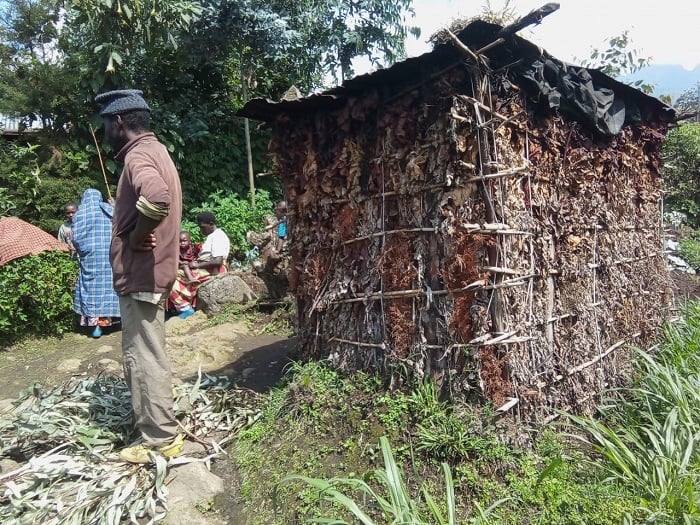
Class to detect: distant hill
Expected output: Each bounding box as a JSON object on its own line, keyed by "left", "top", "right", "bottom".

{"left": 620, "top": 64, "right": 700, "bottom": 102}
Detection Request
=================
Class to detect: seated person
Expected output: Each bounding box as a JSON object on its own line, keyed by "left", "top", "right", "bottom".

{"left": 168, "top": 211, "right": 230, "bottom": 319}
{"left": 178, "top": 230, "right": 200, "bottom": 283}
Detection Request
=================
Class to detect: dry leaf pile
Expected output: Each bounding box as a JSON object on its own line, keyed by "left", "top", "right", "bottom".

{"left": 0, "top": 373, "right": 263, "bottom": 524}
{"left": 268, "top": 58, "right": 672, "bottom": 420}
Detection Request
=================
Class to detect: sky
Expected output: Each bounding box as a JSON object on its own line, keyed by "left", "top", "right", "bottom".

{"left": 403, "top": 0, "right": 700, "bottom": 70}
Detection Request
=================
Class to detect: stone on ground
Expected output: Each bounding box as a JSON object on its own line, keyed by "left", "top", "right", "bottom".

{"left": 197, "top": 274, "right": 255, "bottom": 315}
{"left": 163, "top": 460, "right": 226, "bottom": 525}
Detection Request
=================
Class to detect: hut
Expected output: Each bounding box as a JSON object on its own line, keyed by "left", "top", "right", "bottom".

{"left": 239, "top": 10, "right": 676, "bottom": 421}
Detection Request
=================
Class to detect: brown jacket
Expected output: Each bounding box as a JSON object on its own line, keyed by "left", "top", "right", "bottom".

{"left": 110, "top": 133, "right": 182, "bottom": 295}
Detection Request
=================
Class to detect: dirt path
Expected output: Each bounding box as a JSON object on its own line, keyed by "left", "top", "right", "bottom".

{"left": 0, "top": 312, "right": 295, "bottom": 400}
{"left": 0, "top": 311, "right": 295, "bottom": 524}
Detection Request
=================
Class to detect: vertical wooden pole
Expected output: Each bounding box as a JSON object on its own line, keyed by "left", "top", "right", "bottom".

{"left": 242, "top": 73, "right": 255, "bottom": 206}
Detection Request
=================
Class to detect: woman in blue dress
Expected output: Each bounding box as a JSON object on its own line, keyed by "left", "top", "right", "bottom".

{"left": 72, "top": 189, "right": 120, "bottom": 337}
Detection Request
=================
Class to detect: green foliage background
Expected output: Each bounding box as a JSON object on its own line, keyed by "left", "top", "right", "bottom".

{"left": 679, "top": 234, "right": 700, "bottom": 271}
{"left": 662, "top": 122, "right": 700, "bottom": 224}
{"left": 182, "top": 190, "right": 275, "bottom": 257}
{"left": 0, "top": 190, "right": 273, "bottom": 345}
{"left": 1, "top": 0, "right": 415, "bottom": 233}
{"left": 0, "top": 251, "right": 78, "bottom": 344}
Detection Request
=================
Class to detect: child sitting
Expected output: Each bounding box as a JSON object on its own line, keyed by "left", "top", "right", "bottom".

{"left": 179, "top": 231, "right": 200, "bottom": 283}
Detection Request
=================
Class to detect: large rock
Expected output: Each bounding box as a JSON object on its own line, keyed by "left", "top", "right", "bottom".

{"left": 197, "top": 274, "right": 255, "bottom": 315}
{"left": 229, "top": 270, "right": 268, "bottom": 298}
{"left": 163, "top": 460, "right": 226, "bottom": 525}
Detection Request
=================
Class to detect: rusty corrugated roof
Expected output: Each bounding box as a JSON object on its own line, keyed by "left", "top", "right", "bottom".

{"left": 238, "top": 19, "right": 674, "bottom": 128}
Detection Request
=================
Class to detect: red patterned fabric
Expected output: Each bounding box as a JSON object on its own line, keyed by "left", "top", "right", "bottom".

{"left": 0, "top": 217, "right": 69, "bottom": 267}
{"left": 165, "top": 264, "right": 227, "bottom": 312}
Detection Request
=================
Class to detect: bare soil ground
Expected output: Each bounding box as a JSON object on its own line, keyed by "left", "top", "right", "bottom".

{"left": 0, "top": 314, "right": 295, "bottom": 401}
{"left": 670, "top": 269, "right": 700, "bottom": 302}
{"left": 0, "top": 312, "right": 295, "bottom": 524}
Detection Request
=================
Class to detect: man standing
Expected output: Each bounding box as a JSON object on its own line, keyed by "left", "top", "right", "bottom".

{"left": 95, "top": 89, "right": 184, "bottom": 463}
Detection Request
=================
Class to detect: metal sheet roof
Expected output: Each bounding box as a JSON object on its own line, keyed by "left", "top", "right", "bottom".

{"left": 238, "top": 19, "right": 674, "bottom": 127}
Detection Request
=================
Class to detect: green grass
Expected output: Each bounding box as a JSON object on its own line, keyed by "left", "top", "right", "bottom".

{"left": 230, "top": 360, "right": 638, "bottom": 524}
{"left": 227, "top": 300, "right": 700, "bottom": 524}
{"left": 277, "top": 436, "right": 474, "bottom": 525}
{"left": 567, "top": 301, "right": 700, "bottom": 523}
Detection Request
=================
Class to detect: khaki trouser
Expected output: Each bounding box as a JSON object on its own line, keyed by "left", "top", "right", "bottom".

{"left": 119, "top": 295, "right": 178, "bottom": 446}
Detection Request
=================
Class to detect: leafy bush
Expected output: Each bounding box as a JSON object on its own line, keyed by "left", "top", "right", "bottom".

{"left": 0, "top": 251, "right": 78, "bottom": 344}
{"left": 0, "top": 139, "right": 105, "bottom": 233}
{"left": 679, "top": 236, "right": 700, "bottom": 270}
{"left": 181, "top": 190, "right": 275, "bottom": 258}
{"left": 663, "top": 122, "right": 700, "bottom": 224}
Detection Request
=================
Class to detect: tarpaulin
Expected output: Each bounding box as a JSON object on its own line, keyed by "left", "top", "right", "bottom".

{"left": 0, "top": 217, "right": 68, "bottom": 267}
{"left": 517, "top": 58, "right": 641, "bottom": 136}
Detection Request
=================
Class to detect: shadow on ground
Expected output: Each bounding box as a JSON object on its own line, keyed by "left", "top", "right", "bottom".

{"left": 181, "top": 335, "right": 298, "bottom": 393}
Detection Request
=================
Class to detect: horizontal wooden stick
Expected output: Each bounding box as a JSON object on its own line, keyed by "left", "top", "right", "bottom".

{"left": 329, "top": 273, "right": 538, "bottom": 306}
{"left": 340, "top": 223, "right": 533, "bottom": 246}
{"left": 480, "top": 265, "right": 526, "bottom": 275}
{"left": 342, "top": 227, "right": 437, "bottom": 245}
{"left": 469, "top": 330, "right": 518, "bottom": 345}
{"left": 328, "top": 337, "right": 386, "bottom": 349}
{"left": 458, "top": 223, "right": 532, "bottom": 236}
{"left": 465, "top": 165, "right": 530, "bottom": 182}
{"left": 587, "top": 253, "right": 663, "bottom": 269}
{"left": 330, "top": 278, "right": 489, "bottom": 305}
{"left": 482, "top": 274, "right": 538, "bottom": 290}
{"left": 322, "top": 182, "right": 446, "bottom": 205}
{"left": 485, "top": 336, "right": 535, "bottom": 345}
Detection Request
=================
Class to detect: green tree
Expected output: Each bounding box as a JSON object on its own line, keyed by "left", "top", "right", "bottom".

{"left": 675, "top": 82, "right": 700, "bottom": 121}
{"left": 662, "top": 122, "right": 700, "bottom": 223}
{"left": 1, "top": 0, "right": 420, "bottom": 223}
{"left": 0, "top": 0, "right": 75, "bottom": 133}
{"left": 576, "top": 30, "right": 653, "bottom": 93}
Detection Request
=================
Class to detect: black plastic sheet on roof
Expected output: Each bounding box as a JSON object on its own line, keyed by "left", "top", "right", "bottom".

{"left": 518, "top": 59, "right": 634, "bottom": 136}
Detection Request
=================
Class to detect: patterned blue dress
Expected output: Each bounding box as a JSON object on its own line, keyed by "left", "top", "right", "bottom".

{"left": 72, "top": 189, "right": 120, "bottom": 325}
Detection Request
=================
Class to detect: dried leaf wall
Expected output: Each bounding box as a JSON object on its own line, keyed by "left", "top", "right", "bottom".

{"left": 270, "top": 64, "right": 672, "bottom": 420}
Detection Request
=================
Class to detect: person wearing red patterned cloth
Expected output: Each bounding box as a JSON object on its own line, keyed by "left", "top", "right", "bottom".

{"left": 178, "top": 230, "right": 200, "bottom": 283}
{"left": 167, "top": 211, "right": 230, "bottom": 319}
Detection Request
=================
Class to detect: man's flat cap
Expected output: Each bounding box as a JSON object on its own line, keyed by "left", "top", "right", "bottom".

{"left": 95, "top": 89, "right": 151, "bottom": 116}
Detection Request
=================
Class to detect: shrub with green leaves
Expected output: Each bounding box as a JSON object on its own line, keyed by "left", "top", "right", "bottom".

{"left": 0, "top": 140, "right": 105, "bottom": 234}
{"left": 663, "top": 122, "right": 700, "bottom": 224}
{"left": 679, "top": 235, "right": 700, "bottom": 271}
{"left": 181, "top": 190, "right": 275, "bottom": 258}
{"left": 0, "top": 251, "right": 78, "bottom": 344}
